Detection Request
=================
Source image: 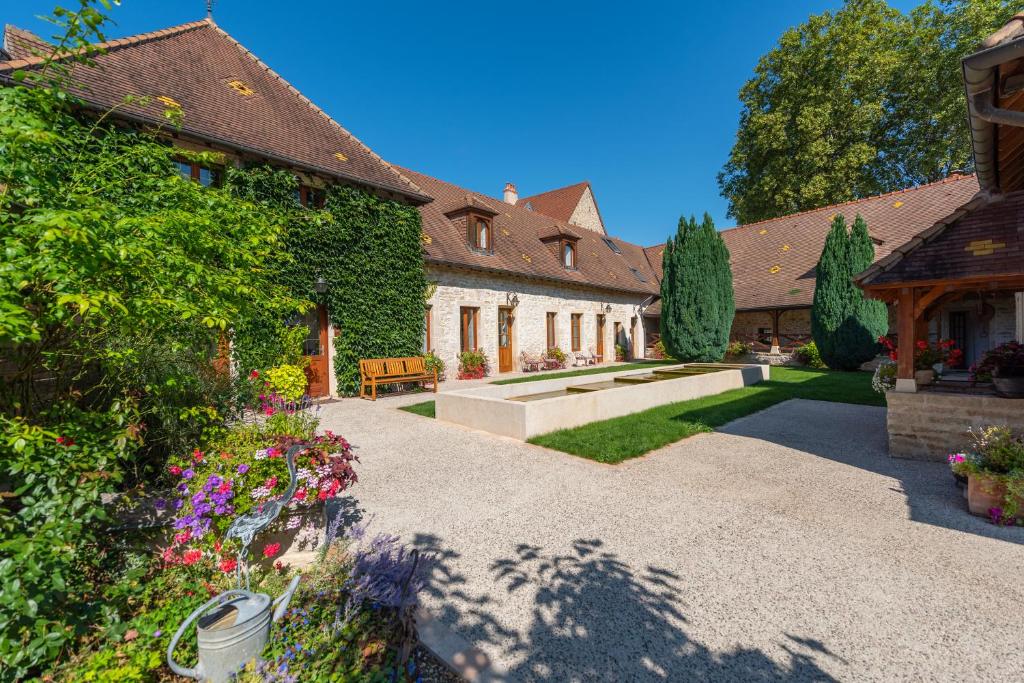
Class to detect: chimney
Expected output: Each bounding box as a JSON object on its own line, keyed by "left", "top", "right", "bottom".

{"left": 503, "top": 182, "right": 518, "bottom": 205}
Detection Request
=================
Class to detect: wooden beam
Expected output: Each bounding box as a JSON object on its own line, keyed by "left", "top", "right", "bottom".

{"left": 923, "top": 291, "right": 966, "bottom": 321}
{"left": 896, "top": 288, "right": 916, "bottom": 381}
{"left": 770, "top": 309, "right": 781, "bottom": 352}
{"left": 914, "top": 284, "right": 949, "bottom": 319}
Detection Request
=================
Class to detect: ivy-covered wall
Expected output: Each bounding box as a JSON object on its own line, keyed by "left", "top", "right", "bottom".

{"left": 227, "top": 166, "right": 426, "bottom": 395}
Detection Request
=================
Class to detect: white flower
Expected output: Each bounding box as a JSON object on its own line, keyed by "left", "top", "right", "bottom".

{"left": 253, "top": 449, "right": 269, "bottom": 460}
{"left": 296, "top": 467, "right": 313, "bottom": 482}
{"left": 285, "top": 515, "right": 302, "bottom": 530}
{"left": 250, "top": 485, "right": 271, "bottom": 500}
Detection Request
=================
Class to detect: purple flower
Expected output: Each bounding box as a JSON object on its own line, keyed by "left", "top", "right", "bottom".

{"left": 153, "top": 498, "right": 167, "bottom": 510}
{"left": 177, "top": 483, "right": 188, "bottom": 493}
{"left": 191, "top": 491, "right": 206, "bottom": 505}
{"left": 182, "top": 468, "right": 195, "bottom": 480}
{"left": 153, "top": 629, "right": 162, "bottom": 638}
{"left": 208, "top": 475, "right": 222, "bottom": 488}
{"left": 174, "top": 499, "right": 184, "bottom": 510}
{"left": 215, "top": 505, "right": 227, "bottom": 515}
{"left": 237, "top": 464, "right": 250, "bottom": 475}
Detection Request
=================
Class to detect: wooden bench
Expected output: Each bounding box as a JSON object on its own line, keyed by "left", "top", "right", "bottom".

{"left": 359, "top": 356, "right": 437, "bottom": 401}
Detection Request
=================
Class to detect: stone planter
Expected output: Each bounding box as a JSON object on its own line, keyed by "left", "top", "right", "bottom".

{"left": 992, "top": 374, "right": 1024, "bottom": 399}
{"left": 967, "top": 474, "right": 1024, "bottom": 519}
{"left": 914, "top": 369, "right": 935, "bottom": 386}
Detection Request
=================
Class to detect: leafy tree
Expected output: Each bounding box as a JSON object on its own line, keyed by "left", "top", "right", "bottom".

{"left": 660, "top": 213, "right": 735, "bottom": 362}
{"left": 811, "top": 215, "right": 889, "bottom": 369}
{"left": 718, "top": 0, "right": 1021, "bottom": 224}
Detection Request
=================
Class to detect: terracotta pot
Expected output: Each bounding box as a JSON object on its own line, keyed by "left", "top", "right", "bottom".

{"left": 966, "top": 474, "right": 1024, "bottom": 519}
{"left": 914, "top": 369, "right": 935, "bottom": 386}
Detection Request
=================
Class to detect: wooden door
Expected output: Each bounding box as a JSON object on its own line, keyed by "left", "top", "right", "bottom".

{"left": 498, "top": 307, "right": 514, "bottom": 373}
{"left": 302, "top": 304, "right": 330, "bottom": 397}
{"left": 596, "top": 314, "right": 605, "bottom": 362}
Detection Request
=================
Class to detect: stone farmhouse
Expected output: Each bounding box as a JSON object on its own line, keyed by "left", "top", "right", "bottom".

{"left": 3, "top": 16, "right": 1021, "bottom": 395}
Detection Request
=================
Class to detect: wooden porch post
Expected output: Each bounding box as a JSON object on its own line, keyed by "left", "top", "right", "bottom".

{"left": 895, "top": 287, "right": 917, "bottom": 393}
{"left": 770, "top": 309, "right": 781, "bottom": 355}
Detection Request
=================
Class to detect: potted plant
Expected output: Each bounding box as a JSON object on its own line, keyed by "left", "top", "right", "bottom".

{"left": 878, "top": 336, "right": 962, "bottom": 386}
{"left": 971, "top": 340, "right": 1024, "bottom": 398}
{"left": 948, "top": 425, "right": 1024, "bottom": 524}
{"left": 457, "top": 349, "right": 489, "bottom": 379}
{"left": 614, "top": 344, "right": 626, "bottom": 362}
{"left": 546, "top": 346, "right": 568, "bottom": 369}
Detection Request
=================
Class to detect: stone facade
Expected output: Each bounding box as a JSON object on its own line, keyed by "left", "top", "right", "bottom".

{"left": 887, "top": 390, "right": 1024, "bottom": 460}
{"left": 425, "top": 266, "right": 647, "bottom": 375}
{"left": 568, "top": 186, "right": 605, "bottom": 235}
{"left": 730, "top": 308, "right": 811, "bottom": 347}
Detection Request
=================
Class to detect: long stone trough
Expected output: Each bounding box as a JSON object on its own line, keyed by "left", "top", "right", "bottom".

{"left": 435, "top": 363, "right": 769, "bottom": 440}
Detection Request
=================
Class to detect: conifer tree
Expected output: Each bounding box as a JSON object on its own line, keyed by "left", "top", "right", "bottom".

{"left": 811, "top": 214, "right": 888, "bottom": 369}
{"left": 660, "top": 213, "right": 735, "bottom": 362}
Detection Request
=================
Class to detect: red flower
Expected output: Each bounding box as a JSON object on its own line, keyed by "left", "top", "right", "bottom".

{"left": 262, "top": 543, "right": 281, "bottom": 558}
{"left": 182, "top": 549, "right": 202, "bottom": 565}
{"left": 267, "top": 447, "right": 281, "bottom": 458}
{"left": 174, "top": 529, "right": 191, "bottom": 545}
{"left": 192, "top": 449, "right": 204, "bottom": 462}
{"left": 274, "top": 560, "right": 285, "bottom": 572}
{"left": 915, "top": 340, "right": 928, "bottom": 350}
{"left": 317, "top": 489, "right": 329, "bottom": 501}
{"left": 219, "top": 557, "right": 237, "bottom": 573}
{"left": 55, "top": 436, "right": 74, "bottom": 447}
{"left": 161, "top": 547, "right": 179, "bottom": 565}
{"left": 249, "top": 370, "right": 260, "bottom": 380}
{"left": 294, "top": 489, "right": 307, "bottom": 501}
{"left": 169, "top": 465, "right": 182, "bottom": 476}
{"left": 265, "top": 476, "right": 278, "bottom": 489}
{"left": 264, "top": 407, "right": 275, "bottom": 416}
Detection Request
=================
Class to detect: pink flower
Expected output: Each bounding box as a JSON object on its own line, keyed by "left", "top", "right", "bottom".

{"left": 264, "top": 407, "right": 275, "bottom": 416}
{"left": 219, "top": 557, "right": 237, "bottom": 573}
{"left": 175, "top": 529, "right": 192, "bottom": 545}
{"left": 265, "top": 476, "right": 278, "bottom": 489}
{"left": 182, "top": 549, "right": 202, "bottom": 565}
{"left": 169, "top": 465, "right": 182, "bottom": 476}
{"left": 161, "top": 547, "right": 179, "bottom": 565}
{"left": 262, "top": 543, "right": 281, "bottom": 558}
{"left": 267, "top": 447, "right": 281, "bottom": 459}
{"left": 294, "top": 489, "right": 307, "bottom": 501}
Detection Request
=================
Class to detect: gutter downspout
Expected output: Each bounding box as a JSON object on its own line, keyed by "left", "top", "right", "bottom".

{"left": 961, "top": 33, "right": 1024, "bottom": 194}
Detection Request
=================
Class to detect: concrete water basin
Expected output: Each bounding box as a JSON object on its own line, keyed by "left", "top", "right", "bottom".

{"left": 435, "top": 363, "right": 768, "bottom": 440}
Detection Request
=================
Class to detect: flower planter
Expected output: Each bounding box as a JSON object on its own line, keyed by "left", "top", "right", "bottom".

{"left": 992, "top": 374, "right": 1024, "bottom": 399}
{"left": 914, "top": 369, "right": 935, "bottom": 386}
{"left": 967, "top": 474, "right": 1024, "bottom": 519}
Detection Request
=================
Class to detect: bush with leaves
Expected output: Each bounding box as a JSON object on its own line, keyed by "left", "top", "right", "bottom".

{"left": 457, "top": 350, "right": 490, "bottom": 379}
{"left": 793, "top": 341, "right": 826, "bottom": 368}
{"left": 424, "top": 350, "right": 446, "bottom": 382}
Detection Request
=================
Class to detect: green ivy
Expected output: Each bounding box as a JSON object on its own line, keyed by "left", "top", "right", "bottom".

{"left": 227, "top": 167, "right": 426, "bottom": 395}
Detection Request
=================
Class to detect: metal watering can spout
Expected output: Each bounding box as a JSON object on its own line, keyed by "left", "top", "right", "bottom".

{"left": 272, "top": 575, "right": 301, "bottom": 622}
{"left": 166, "top": 575, "right": 302, "bottom": 682}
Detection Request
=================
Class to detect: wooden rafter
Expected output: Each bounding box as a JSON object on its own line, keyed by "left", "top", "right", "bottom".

{"left": 913, "top": 284, "right": 950, "bottom": 319}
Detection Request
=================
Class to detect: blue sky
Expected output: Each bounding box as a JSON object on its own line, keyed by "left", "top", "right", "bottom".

{"left": 7, "top": 0, "right": 918, "bottom": 245}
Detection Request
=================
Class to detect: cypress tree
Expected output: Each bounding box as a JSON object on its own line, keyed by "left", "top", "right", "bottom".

{"left": 660, "top": 213, "right": 735, "bottom": 362}
{"left": 811, "top": 214, "right": 888, "bottom": 370}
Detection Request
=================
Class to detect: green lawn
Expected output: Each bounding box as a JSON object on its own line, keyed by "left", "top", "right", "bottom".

{"left": 491, "top": 360, "right": 678, "bottom": 385}
{"left": 527, "top": 366, "right": 884, "bottom": 464}
{"left": 399, "top": 400, "right": 436, "bottom": 418}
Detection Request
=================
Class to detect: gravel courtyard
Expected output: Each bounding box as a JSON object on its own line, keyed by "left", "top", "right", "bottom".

{"left": 319, "top": 397, "right": 1024, "bottom": 681}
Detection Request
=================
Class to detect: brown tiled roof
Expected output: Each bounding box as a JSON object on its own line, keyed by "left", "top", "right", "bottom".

{"left": 0, "top": 22, "right": 429, "bottom": 202}
{"left": 517, "top": 181, "right": 590, "bottom": 223}
{"left": 398, "top": 167, "right": 660, "bottom": 296}
{"left": 858, "top": 189, "right": 1023, "bottom": 287}
{"left": 645, "top": 175, "right": 980, "bottom": 311}
{"left": 3, "top": 25, "right": 51, "bottom": 60}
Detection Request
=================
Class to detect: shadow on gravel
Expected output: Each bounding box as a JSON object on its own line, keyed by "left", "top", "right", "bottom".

{"left": 715, "top": 396, "right": 1024, "bottom": 545}
{"left": 412, "top": 535, "right": 839, "bottom": 681}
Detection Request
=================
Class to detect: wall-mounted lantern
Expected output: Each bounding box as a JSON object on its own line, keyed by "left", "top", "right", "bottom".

{"left": 506, "top": 292, "right": 520, "bottom": 308}
{"left": 314, "top": 276, "right": 328, "bottom": 294}
{"left": 601, "top": 303, "right": 612, "bottom": 314}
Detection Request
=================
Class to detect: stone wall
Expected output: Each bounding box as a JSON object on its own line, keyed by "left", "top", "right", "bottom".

{"left": 887, "top": 390, "right": 1024, "bottom": 461}
{"left": 730, "top": 308, "right": 811, "bottom": 345}
{"left": 426, "top": 266, "right": 646, "bottom": 374}
{"left": 568, "top": 186, "right": 606, "bottom": 235}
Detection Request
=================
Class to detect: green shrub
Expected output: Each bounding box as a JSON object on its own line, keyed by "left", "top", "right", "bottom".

{"left": 424, "top": 350, "right": 446, "bottom": 382}
{"left": 793, "top": 341, "right": 825, "bottom": 368}
{"left": 264, "top": 364, "right": 309, "bottom": 402}
{"left": 725, "top": 340, "right": 752, "bottom": 358}
{"left": 457, "top": 350, "right": 489, "bottom": 379}
{"left": 652, "top": 340, "right": 672, "bottom": 360}
{"left": 546, "top": 346, "right": 568, "bottom": 367}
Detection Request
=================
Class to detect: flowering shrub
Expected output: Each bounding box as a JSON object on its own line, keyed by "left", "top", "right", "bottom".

{"left": 263, "top": 364, "right": 309, "bottom": 402}
{"left": 878, "top": 336, "right": 962, "bottom": 370}
{"left": 948, "top": 426, "right": 1024, "bottom": 521}
{"left": 970, "top": 340, "right": 1024, "bottom": 381}
{"left": 457, "top": 349, "right": 489, "bottom": 379}
{"left": 724, "top": 340, "right": 751, "bottom": 358}
{"left": 871, "top": 359, "right": 897, "bottom": 393}
{"left": 166, "top": 411, "right": 358, "bottom": 560}
{"left": 546, "top": 346, "right": 568, "bottom": 368}
{"left": 615, "top": 344, "right": 626, "bottom": 361}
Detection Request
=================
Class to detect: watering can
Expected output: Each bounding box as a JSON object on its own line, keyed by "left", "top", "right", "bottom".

{"left": 167, "top": 574, "right": 301, "bottom": 683}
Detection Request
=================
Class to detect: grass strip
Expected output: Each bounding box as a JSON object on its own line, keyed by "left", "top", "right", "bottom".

{"left": 399, "top": 401, "right": 436, "bottom": 418}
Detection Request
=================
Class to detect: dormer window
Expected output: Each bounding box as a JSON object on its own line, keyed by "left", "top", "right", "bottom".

{"left": 467, "top": 212, "right": 494, "bottom": 253}
{"left": 562, "top": 240, "right": 577, "bottom": 269}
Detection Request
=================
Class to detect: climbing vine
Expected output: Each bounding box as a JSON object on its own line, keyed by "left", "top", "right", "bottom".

{"left": 227, "top": 166, "right": 426, "bottom": 395}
